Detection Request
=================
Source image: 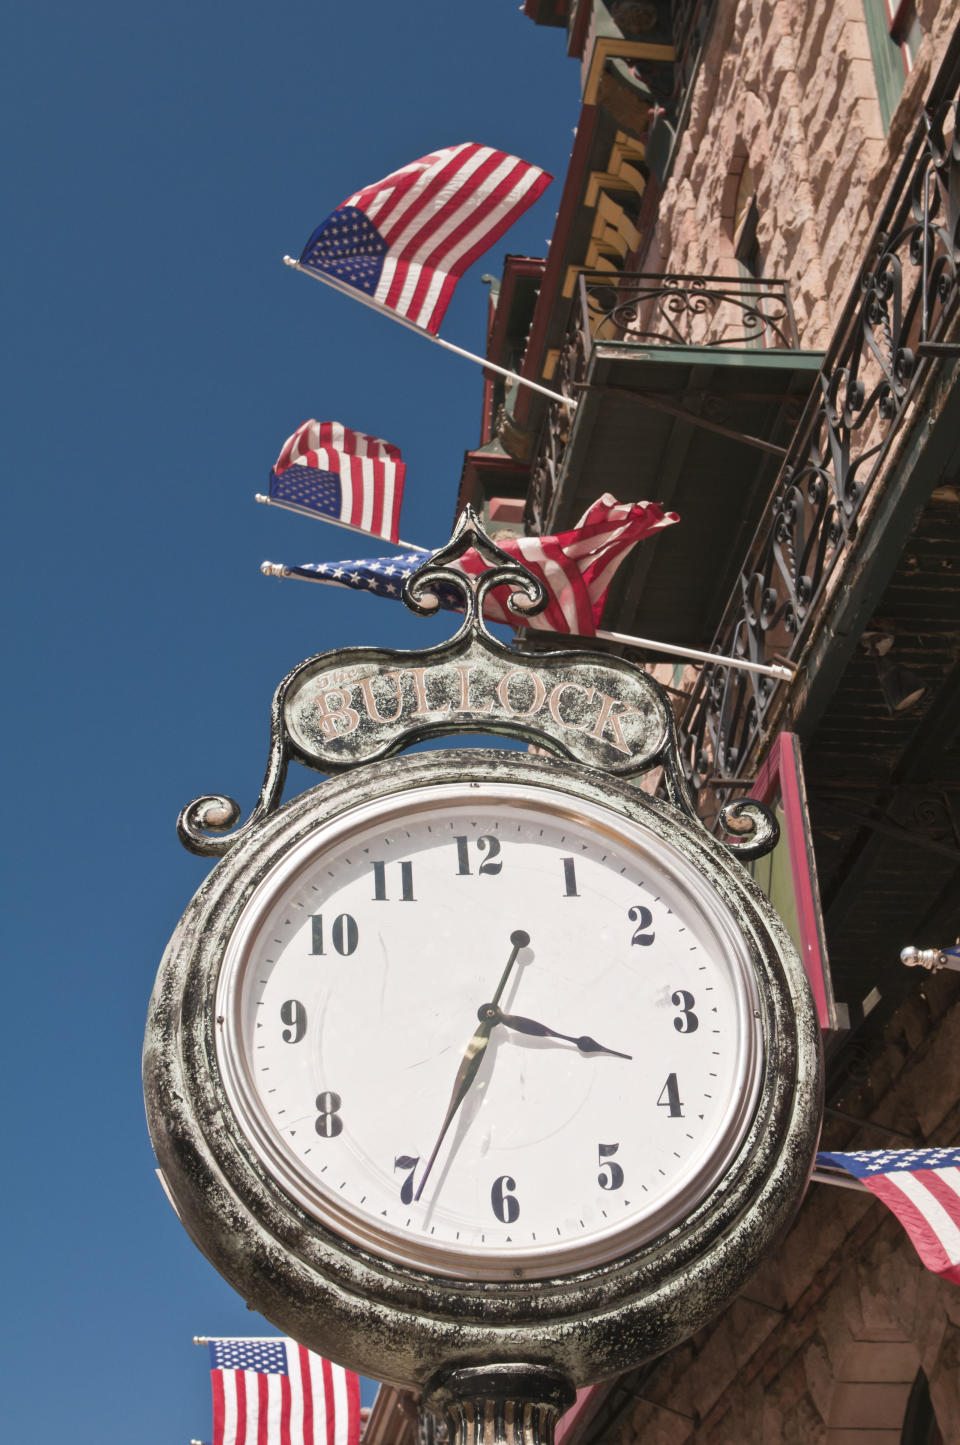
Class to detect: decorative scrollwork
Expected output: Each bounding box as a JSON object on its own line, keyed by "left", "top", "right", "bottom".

{"left": 679, "top": 60, "right": 960, "bottom": 788}
{"left": 402, "top": 505, "right": 547, "bottom": 638}
{"left": 718, "top": 797, "right": 780, "bottom": 861}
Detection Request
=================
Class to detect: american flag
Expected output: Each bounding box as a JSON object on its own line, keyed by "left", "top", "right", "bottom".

{"left": 268, "top": 420, "right": 405, "bottom": 545}
{"left": 205, "top": 1337, "right": 361, "bottom": 1445}
{"left": 276, "top": 495, "right": 678, "bottom": 634}
{"left": 816, "top": 1148, "right": 960, "bottom": 1285}
{"left": 298, "top": 143, "right": 552, "bottom": 334}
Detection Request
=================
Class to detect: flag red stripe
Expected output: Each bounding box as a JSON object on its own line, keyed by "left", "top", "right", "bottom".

{"left": 379, "top": 144, "right": 484, "bottom": 255}
{"left": 212, "top": 1370, "right": 226, "bottom": 1445}
{"left": 235, "top": 1371, "right": 246, "bottom": 1445}
{"left": 868, "top": 1175, "right": 953, "bottom": 1274}
{"left": 299, "top": 1343, "right": 315, "bottom": 1445}
{"left": 394, "top": 149, "right": 506, "bottom": 316}
{"left": 345, "top": 1368, "right": 361, "bottom": 1445}
{"left": 257, "top": 1372, "right": 269, "bottom": 1445}
{"left": 280, "top": 1373, "right": 292, "bottom": 1445}
{"left": 321, "top": 1355, "right": 336, "bottom": 1445}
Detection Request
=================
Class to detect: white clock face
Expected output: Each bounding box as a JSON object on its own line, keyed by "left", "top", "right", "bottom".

{"left": 216, "top": 779, "right": 763, "bottom": 1279}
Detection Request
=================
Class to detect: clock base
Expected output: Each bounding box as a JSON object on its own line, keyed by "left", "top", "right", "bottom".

{"left": 424, "top": 1363, "right": 576, "bottom": 1444}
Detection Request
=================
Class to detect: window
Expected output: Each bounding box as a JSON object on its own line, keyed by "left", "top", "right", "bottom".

{"left": 864, "top": 0, "right": 924, "bottom": 131}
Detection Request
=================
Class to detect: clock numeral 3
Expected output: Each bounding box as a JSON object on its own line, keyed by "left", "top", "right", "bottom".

{"left": 311, "top": 914, "right": 358, "bottom": 956}
{"left": 314, "top": 1091, "right": 343, "bottom": 1137}
{"left": 672, "top": 989, "right": 699, "bottom": 1033}
{"left": 372, "top": 860, "right": 416, "bottom": 901}
{"left": 280, "top": 999, "right": 307, "bottom": 1044}
{"left": 491, "top": 1174, "right": 519, "bottom": 1223}
{"left": 597, "top": 1142, "right": 624, "bottom": 1190}
{"left": 454, "top": 835, "right": 502, "bottom": 875}
{"left": 394, "top": 1154, "right": 420, "bottom": 1205}
{"left": 628, "top": 904, "right": 655, "bottom": 947}
{"left": 657, "top": 1073, "right": 684, "bottom": 1118}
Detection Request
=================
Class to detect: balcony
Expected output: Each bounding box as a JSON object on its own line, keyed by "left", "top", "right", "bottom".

{"left": 526, "top": 269, "right": 824, "bottom": 649}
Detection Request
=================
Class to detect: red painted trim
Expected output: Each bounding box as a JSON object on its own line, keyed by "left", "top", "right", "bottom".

{"left": 752, "top": 733, "right": 834, "bottom": 1031}
{"left": 516, "top": 103, "right": 599, "bottom": 425}
{"left": 555, "top": 1384, "right": 609, "bottom": 1444}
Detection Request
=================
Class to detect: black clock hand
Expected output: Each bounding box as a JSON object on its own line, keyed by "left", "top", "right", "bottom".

{"left": 493, "top": 1007, "right": 632, "bottom": 1060}
{"left": 414, "top": 930, "right": 530, "bottom": 1203}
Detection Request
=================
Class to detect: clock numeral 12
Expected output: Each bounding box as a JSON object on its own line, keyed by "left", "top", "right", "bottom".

{"left": 372, "top": 860, "right": 416, "bottom": 901}
{"left": 311, "top": 914, "right": 358, "bottom": 956}
{"left": 454, "top": 835, "right": 502, "bottom": 875}
{"left": 491, "top": 1174, "right": 519, "bottom": 1223}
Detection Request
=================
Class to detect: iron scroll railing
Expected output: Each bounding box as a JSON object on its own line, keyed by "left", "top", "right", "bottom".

{"left": 679, "top": 27, "right": 960, "bottom": 788}
{"left": 524, "top": 271, "right": 798, "bottom": 533}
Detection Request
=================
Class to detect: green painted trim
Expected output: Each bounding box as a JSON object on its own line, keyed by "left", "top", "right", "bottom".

{"left": 863, "top": 0, "right": 905, "bottom": 131}
{"left": 592, "top": 342, "right": 826, "bottom": 372}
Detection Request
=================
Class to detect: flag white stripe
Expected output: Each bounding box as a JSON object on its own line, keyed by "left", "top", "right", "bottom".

{"left": 411, "top": 165, "right": 545, "bottom": 328}
{"left": 306, "top": 1346, "right": 328, "bottom": 1445}
{"left": 331, "top": 1359, "right": 349, "bottom": 1445}
{"left": 243, "top": 1373, "right": 259, "bottom": 1444}
{"left": 374, "top": 254, "right": 400, "bottom": 307}
{"left": 347, "top": 146, "right": 463, "bottom": 221}
{"left": 267, "top": 1372, "right": 283, "bottom": 1441}
{"left": 375, "top": 144, "right": 479, "bottom": 239}
{"left": 382, "top": 145, "right": 495, "bottom": 256}
{"left": 221, "top": 1372, "right": 238, "bottom": 1445}
{"left": 359, "top": 456, "right": 375, "bottom": 533}
{"left": 286, "top": 1341, "right": 306, "bottom": 1445}
{"left": 889, "top": 1170, "right": 960, "bottom": 1264}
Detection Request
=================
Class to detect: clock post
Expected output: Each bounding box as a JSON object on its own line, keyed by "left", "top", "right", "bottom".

{"left": 144, "top": 509, "right": 822, "bottom": 1438}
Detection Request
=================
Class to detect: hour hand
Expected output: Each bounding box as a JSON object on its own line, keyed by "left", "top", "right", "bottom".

{"left": 495, "top": 1009, "right": 632, "bottom": 1060}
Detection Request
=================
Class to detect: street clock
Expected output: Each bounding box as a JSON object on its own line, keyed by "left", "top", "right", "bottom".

{"left": 144, "top": 512, "right": 821, "bottom": 1423}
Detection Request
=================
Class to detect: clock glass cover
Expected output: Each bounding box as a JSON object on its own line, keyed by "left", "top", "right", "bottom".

{"left": 215, "top": 778, "right": 763, "bottom": 1279}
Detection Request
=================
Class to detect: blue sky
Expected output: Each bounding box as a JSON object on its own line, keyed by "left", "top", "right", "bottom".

{"left": 3, "top": 3, "right": 576, "bottom": 1439}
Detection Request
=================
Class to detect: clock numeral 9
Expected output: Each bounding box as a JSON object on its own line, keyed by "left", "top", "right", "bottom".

{"left": 491, "top": 1174, "right": 519, "bottom": 1223}
{"left": 394, "top": 1154, "right": 420, "bottom": 1205}
{"left": 672, "top": 989, "right": 699, "bottom": 1033}
{"left": 454, "top": 835, "right": 502, "bottom": 876}
{"left": 314, "top": 1091, "right": 343, "bottom": 1137}
{"left": 311, "top": 914, "right": 358, "bottom": 956}
{"left": 280, "top": 999, "right": 307, "bottom": 1044}
{"left": 597, "top": 1142, "right": 624, "bottom": 1190}
{"left": 628, "top": 905, "right": 655, "bottom": 946}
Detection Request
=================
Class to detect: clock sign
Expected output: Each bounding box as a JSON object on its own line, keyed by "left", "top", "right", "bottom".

{"left": 144, "top": 512, "right": 822, "bottom": 1394}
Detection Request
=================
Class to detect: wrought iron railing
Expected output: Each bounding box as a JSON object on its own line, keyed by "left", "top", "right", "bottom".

{"left": 679, "top": 28, "right": 960, "bottom": 787}
{"left": 524, "top": 270, "right": 798, "bottom": 533}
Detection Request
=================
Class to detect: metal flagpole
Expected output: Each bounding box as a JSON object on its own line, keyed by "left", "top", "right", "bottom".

{"left": 254, "top": 492, "right": 430, "bottom": 552}
{"left": 809, "top": 1170, "right": 869, "bottom": 1193}
{"left": 259, "top": 564, "right": 795, "bottom": 681}
{"left": 283, "top": 257, "right": 577, "bottom": 411}
{"left": 593, "top": 628, "right": 795, "bottom": 681}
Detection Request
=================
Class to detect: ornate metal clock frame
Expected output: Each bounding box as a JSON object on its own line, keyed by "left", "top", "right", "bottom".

{"left": 144, "top": 511, "right": 823, "bottom": 1442}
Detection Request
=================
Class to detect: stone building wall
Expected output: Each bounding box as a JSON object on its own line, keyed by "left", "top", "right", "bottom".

{"left": 644, "top": 0, "right": 959, "bottom": 347}
{"left": 608, "top": 974, "right": 960, "bottom": 1444}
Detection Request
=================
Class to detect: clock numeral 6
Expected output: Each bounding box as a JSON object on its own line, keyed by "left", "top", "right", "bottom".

{"left": 394, "top": 1154, "right": 420, "bottom": 1205}
{"left": 597, "top": 1142, "right": 624, "bottom": 1190}
{"left": 628, "top": 904, "right": 655, "bottom": 946}
{"left": 311, "top": 914, "right": 358, "bottom": 957}
{"left": 314, "top": 1091, "right": 343, "bottom": 1137}
{"left": 491, "top": 1174, "right": 519, "bottom": 1223}
{"left": 672, "top": 989, "right": 699, "bottom": 1033}
{"left": 454, "top": 835, "right": 502, "bottom": 876}
{"left": 280, "top": 999, "right": 306, "bottom": 1044}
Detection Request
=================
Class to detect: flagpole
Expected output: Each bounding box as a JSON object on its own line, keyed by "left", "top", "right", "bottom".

{"left": 254, "top": 492, "right": 429, "bottom": 552}
{"left": 593, "top": 628, "right": 795, "bottom": 682}
{"left": 259, "top": 564, "right": 795, "bottom": 680}
{"left": 810, "top": 1170, "right": 869, "bottom": 1193}
{"left": 283, "top": 257, "right": 577, "bottom": 411}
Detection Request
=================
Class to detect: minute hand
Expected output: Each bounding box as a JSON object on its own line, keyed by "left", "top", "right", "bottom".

{"left": 496, "top": 1009, "right": 632, "bottom": 1059}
